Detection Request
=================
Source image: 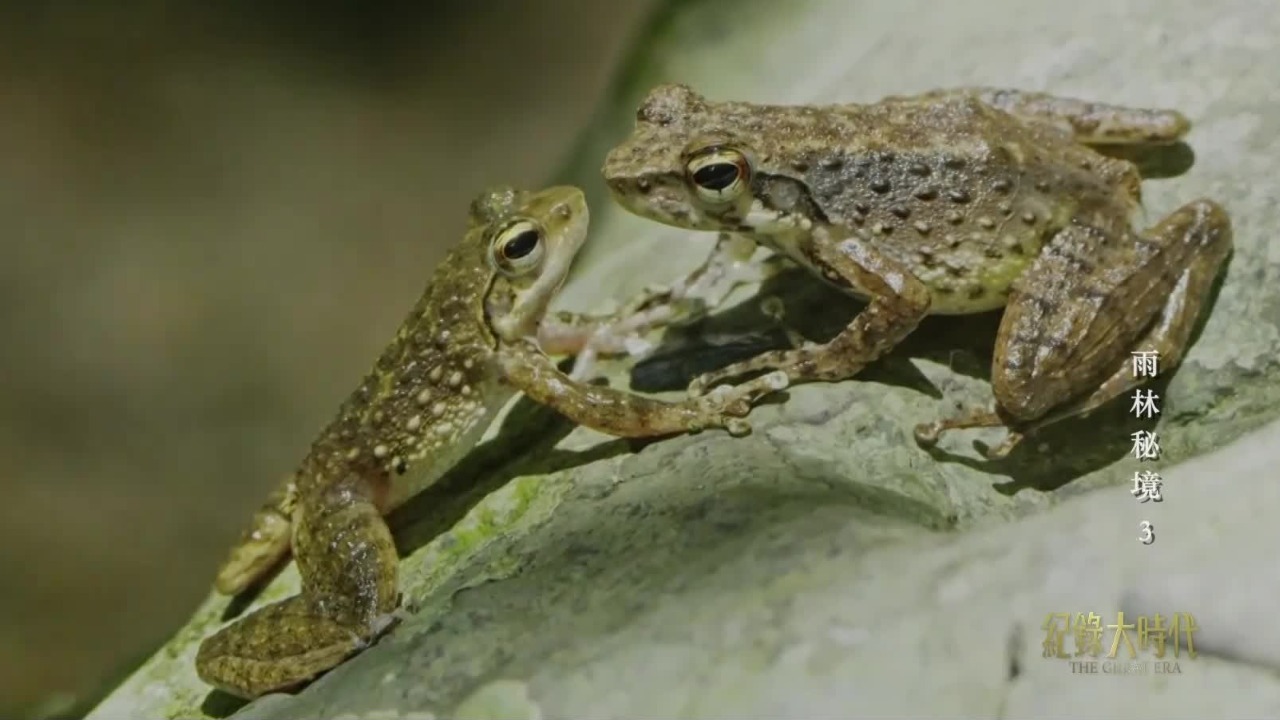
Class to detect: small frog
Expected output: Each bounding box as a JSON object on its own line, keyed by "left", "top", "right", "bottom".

{"left": 195, "top": 185, "right": 781, "bottom": 699}
{"left": 602, "top": 84, "right": 1233, "bottom": 457}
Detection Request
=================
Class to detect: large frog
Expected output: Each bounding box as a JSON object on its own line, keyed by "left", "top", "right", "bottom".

{"left": 194, "top": 185, "right": 782, "bottom": 699}
{"left": 602, "top": 84, "right": 1233, "bottom": 457}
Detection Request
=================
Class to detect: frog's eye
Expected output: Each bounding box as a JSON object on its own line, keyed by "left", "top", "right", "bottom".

{"left": 490, "top": 219, "right": 545, "bottom": 276}
{"left": 685, "top": 146, "right": 751, "bottom": 204}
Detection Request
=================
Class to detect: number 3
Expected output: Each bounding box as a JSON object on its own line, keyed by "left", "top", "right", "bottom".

{"left": 1138, "top": 521, "right": 1155, "bottom": 545}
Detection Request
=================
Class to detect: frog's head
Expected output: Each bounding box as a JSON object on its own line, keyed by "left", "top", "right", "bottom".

{"left": 603, "top": 84, "right": 814, "bottom": 236}
{"left": 471, "top": 185, "right": 589, "bottom": 342}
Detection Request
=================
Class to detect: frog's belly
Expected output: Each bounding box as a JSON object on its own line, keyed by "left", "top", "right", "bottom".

{"left": 779, "top": 240, "right": 1033, "bottom": 316}
{"left": 381, "top": 393, "right": 507, "bottom": 511}
{"left": 897, "top": 248, "right": 1033, "bottom": 315}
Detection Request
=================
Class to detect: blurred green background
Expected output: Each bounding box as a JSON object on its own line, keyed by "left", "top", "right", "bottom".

{"left": 0, "top": 2, "right": 658, "bottom": 715}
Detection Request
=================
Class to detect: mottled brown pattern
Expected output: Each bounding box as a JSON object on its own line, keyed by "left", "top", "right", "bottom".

{"left": 196, "top": 186, "right": 780, "bottom": 699}
{"left": 602, "top": 84, "right": 1232, "bottom": 457}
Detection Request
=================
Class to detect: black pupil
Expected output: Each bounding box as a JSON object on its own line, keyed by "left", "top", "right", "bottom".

{"left": 503, "top": 229, "right": 540, "bottom": 260}
{"left": 692, "top": 162, "right": 740, "bottom": 191}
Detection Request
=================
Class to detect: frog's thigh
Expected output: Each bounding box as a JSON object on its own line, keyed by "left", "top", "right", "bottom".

{"left": 1033, "top": 200, "right": 1231, "bottom": 425}
{"left": 290, "top": 477, "right": 400, "bottom": 616}
{"left": 916, "top": 87, "right": 1190, "bottom": 145}
{"left": 197, "top": 477, "right": 401, "bottom": 698}
{"left": 992, "top": 199, "right": 1232, "bottom": 427}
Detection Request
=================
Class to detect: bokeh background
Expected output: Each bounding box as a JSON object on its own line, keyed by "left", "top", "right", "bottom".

{"left": 0, "top": 2, "right": 658, "bottom": 715}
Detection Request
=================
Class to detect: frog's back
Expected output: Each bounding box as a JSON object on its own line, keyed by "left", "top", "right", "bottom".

{"left": 774, "top": 97, "right": 1129, "bottom": 313}
{"left": 294, "top": 240, "right": 511, "bottom": 511}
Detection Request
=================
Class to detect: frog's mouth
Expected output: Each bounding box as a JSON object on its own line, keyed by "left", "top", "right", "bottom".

{"left": 605, "top": 175, "right": 727, "bottom": 232}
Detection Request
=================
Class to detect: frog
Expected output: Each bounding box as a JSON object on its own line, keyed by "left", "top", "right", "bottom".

{"left": 194, "top": 185, "right": 785, "bottom": 700}
{"left": 601, "top": 83, "right": 1233, "bottom": 458}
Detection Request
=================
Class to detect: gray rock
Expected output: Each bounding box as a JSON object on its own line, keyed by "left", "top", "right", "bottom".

{"left": 86, "top": 0, "right": 1280, "bottom": 717}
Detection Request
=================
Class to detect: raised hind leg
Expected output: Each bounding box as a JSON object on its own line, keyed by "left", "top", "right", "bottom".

{"left": 197, "top": 474, "right": 401, "bottom": 698}
{"left": 915, "top": 199, "right": 1232, "bottom": 459}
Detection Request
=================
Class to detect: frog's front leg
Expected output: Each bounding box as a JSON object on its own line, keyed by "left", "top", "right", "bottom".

{"left": 602, "top": 233, "right": 788, "bottom": 332}
{"left": 196, "top": 474, "right": 400, "bottom": 699}
{"left": 908, "top": 87, "right": 1190, "bottom": 146}
{"left": 916, "top": 199, "right": 1232, "bottom": 459}
{"left": 651, "top": 231, "right": 788, "bottom": 309}
{"left": 687, "top": 225, "right": 932, "bottom": 398}
{"left": 539, "top": 300, "right": 704, "bottom": 383}
{"left": 549, "top": 232, "right": 789, "bottom": 382}
{"left": 499, "top": 341, "right": 786, "bottom": 437}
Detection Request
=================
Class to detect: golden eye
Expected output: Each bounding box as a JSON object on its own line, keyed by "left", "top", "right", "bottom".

{"left": 490, "top": 219, "right": 545, "bottom": 276}
{"left": 685, "top": 146, "right": 751, "bottom": 204}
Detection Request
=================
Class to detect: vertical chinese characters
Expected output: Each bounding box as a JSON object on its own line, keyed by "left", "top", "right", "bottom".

{"left": 1130, "top": 350, "right": 1162, "bottom": 544}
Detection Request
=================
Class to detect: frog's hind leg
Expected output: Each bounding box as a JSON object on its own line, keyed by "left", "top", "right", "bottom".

{"left": 909, "top": 87, "right": 1191, "bottom": 146}
{"left": 213, "top": 476, "right": 298, "bottom": 596}
{"left": 197, "top": 474, "right": 401, "bottom": 698}
{"left": 196, "top": 593, "right": 368, "bottom": 697}
{"left": 918, "top": 199, "right": 1231, "bottom": 460}
{"left": 1005, "top": 199, "right": 1232, "bottom": 434}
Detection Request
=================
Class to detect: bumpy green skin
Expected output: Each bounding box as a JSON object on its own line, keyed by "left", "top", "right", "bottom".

{"left": 85, "top": 0, "right": 1280, "bottom": 718}
{"left": 190, "top": 186, "right": 576, "bottom": 700}
{"left": 190, "top": 182, "right": 774, "bottom": 700}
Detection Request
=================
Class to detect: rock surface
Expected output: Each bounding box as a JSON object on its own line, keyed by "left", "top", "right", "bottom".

{"left": 87, "top": 0, "right": 1280, "bottom": 717}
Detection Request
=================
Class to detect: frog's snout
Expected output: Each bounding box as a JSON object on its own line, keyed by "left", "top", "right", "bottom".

{"left": 603, "top": 173, "right": 650, "bottom": 210}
